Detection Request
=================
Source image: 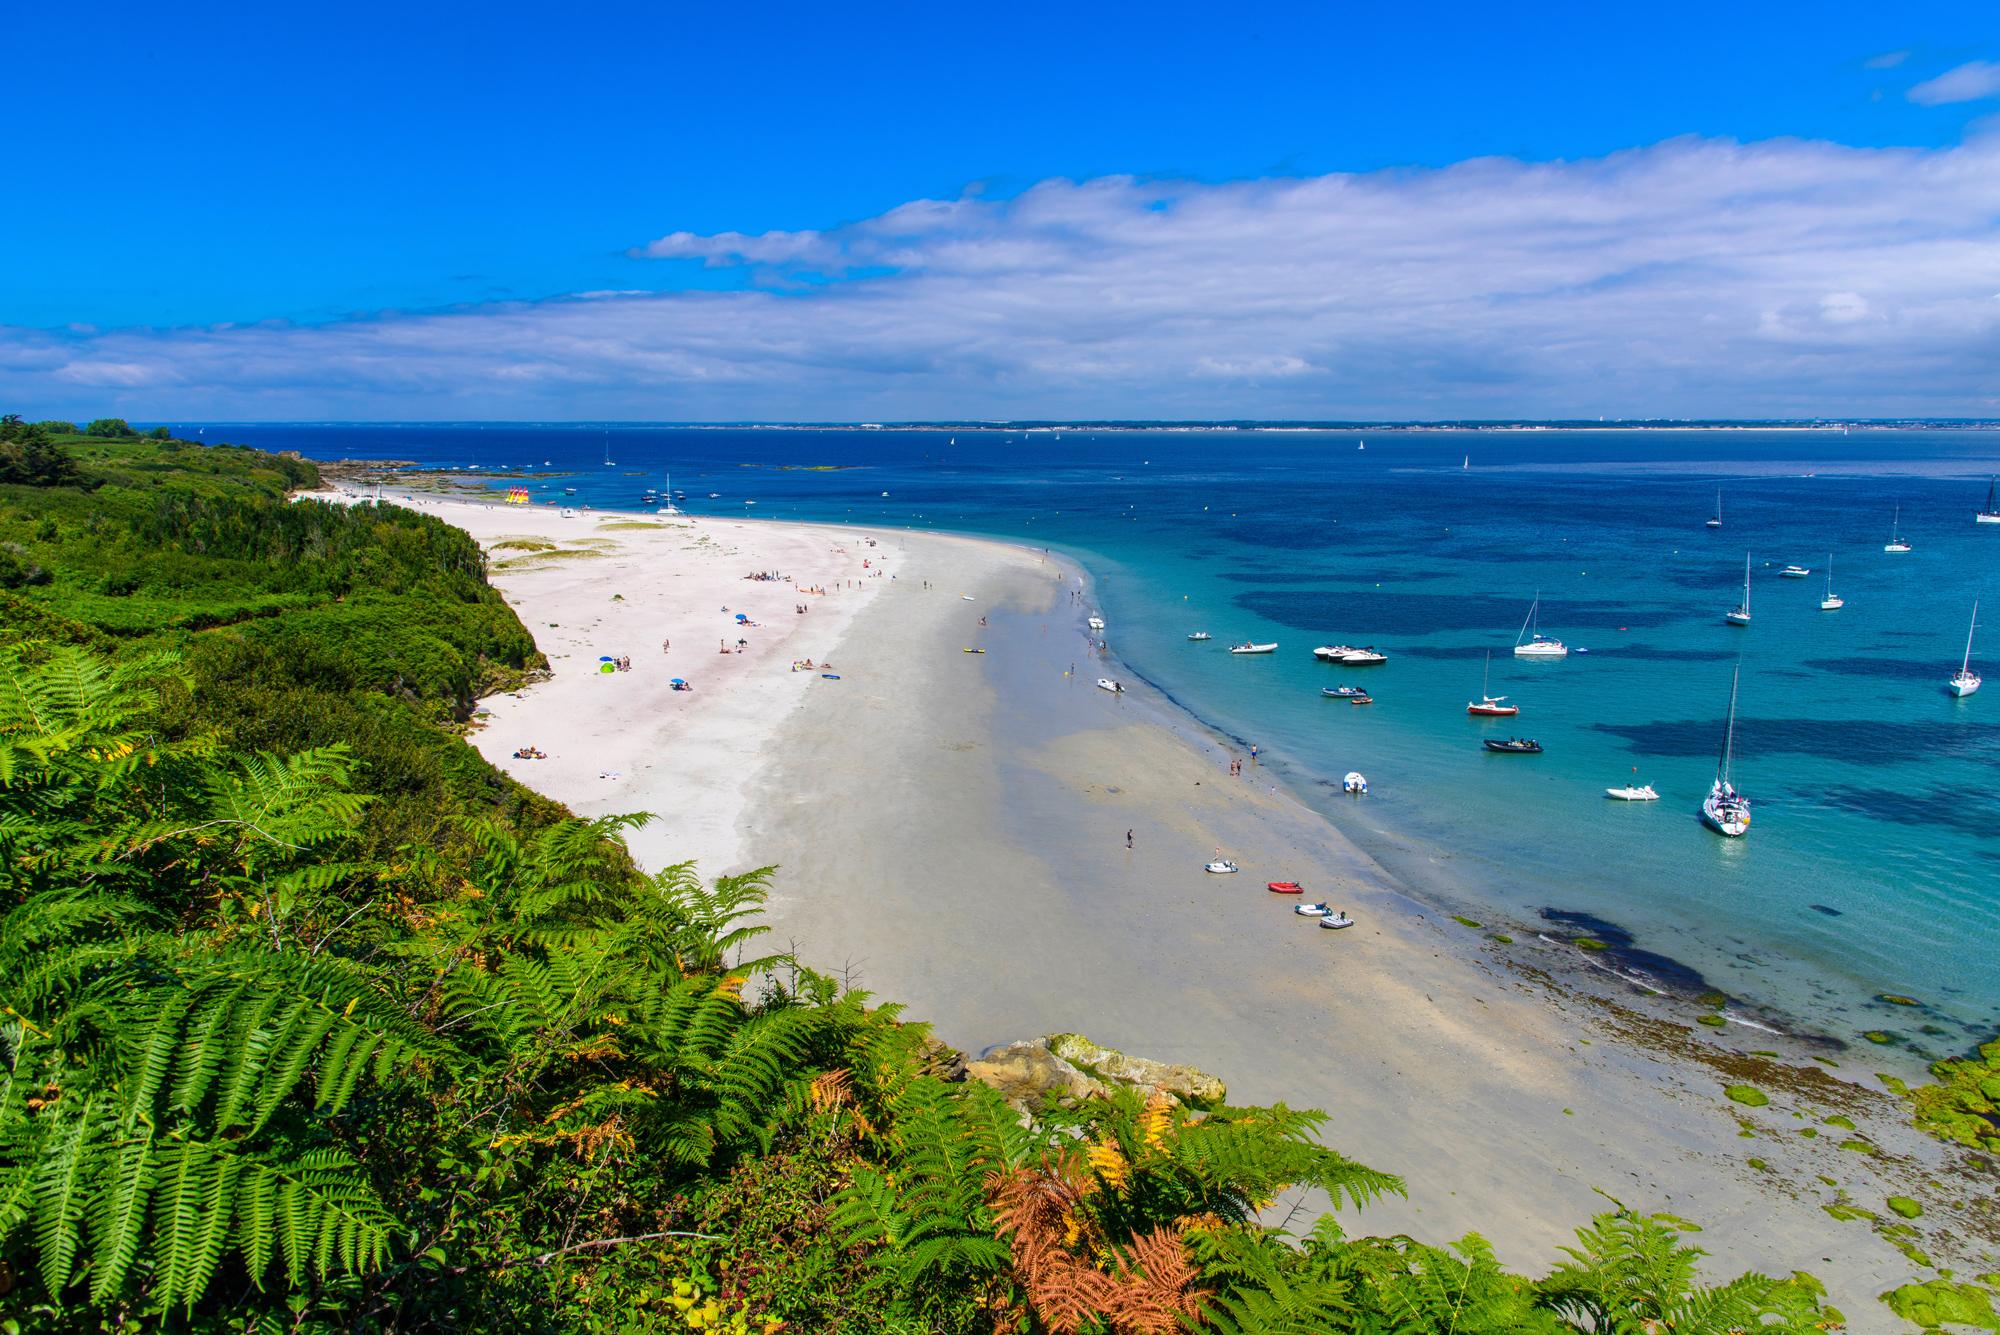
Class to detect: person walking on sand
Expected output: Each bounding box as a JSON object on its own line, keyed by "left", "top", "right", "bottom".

{"left": 1126, "top": 829, "right": 1134, "bottom": 849}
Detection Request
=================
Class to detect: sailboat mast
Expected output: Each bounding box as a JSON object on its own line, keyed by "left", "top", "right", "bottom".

{"left": 1719, "top": 665, "right": 1740, "bottom": 786}
{"left": 1964, "top": 599, "right": 1980, "bottom": 677}
{"left": 1743, "top": 553, "right": 1751, "bottom": 614}
{"left": 1516, "top": 595, "right": 1538, "bottom": 646}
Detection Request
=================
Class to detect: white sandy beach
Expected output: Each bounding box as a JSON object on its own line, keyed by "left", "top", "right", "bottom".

{"left": 317, "top": 489, "right": 1985, "bottom": 1331}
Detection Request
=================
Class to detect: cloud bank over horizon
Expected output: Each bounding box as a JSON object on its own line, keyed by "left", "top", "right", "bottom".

{"left": 7, "top": 133, "right": 2000, "bottom": 421}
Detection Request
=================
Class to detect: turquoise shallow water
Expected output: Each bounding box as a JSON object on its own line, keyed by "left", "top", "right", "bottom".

{"left": 209, "top": 423, "right": 2000, "bottom": 1055}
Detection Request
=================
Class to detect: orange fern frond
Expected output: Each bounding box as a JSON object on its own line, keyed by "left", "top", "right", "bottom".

{"left": 1139, "top": 1090, "right": 1174, "bottom": 1154}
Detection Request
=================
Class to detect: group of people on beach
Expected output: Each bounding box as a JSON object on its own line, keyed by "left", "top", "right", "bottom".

{"left": 743, "top": 570, "right": 791, "bottom": 582}
{"left": 511, "top": 746, "right": 547, "bottom": 760}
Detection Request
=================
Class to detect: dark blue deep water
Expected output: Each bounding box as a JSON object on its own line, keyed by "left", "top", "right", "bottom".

{"left": 192, "top": 423, "right": 2000, "bottom": 1054}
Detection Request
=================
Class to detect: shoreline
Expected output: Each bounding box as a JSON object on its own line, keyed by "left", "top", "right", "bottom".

{"left": 310, "top": 483, "right": 1990, "bottom": 1330}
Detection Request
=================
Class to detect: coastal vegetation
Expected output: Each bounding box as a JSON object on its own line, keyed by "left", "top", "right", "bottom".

{"left": 0, "top": 423, "right": 1870, "bottom": 1330}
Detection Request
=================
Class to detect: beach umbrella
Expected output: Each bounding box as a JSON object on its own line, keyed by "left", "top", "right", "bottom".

{"left": 670, "top": 677, "right": 687, "bottom": 687}
{"left": 598, "top": 655, "right": 614, "bottom": 661}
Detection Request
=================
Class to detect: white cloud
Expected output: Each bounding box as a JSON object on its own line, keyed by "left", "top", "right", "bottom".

{"left": 1909, "top": 60, "right": 2000, "bottom": 106}
{"left": 1863, "top": 50, "right": 1909, "bottom": 70}
{"left": 7, "top": 133, "right": 2000, "bottom": 420}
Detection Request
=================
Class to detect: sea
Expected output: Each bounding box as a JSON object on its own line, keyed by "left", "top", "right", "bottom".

{"left": 187, "top": 422, "right": 2000, "bottom": 1060}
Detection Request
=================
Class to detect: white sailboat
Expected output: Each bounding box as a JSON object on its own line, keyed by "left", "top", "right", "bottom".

{"left": 1819, "top": 555, "right": 1843, "bottom": 610}
{"left": 1979, "top": 477, "right": 2000, "bottom": 524}
{"left": 1701, "top": 666, "right": 1752, "bottom": 838}
{"left": 1725, "top": 553, "right": 1752, "bottom": 625}
{"left": 1467, "top": 651, "right": 1518, "bottom": 715}
{"left": 1706, "top": 490, "right": 1722, "bottom": 529}
{"left": 1884, "top": 506, "right": 1911, "bottom": 553}
{"left": 1512, "top": 593, "right": 1568, "bottom": 658}
{"left": 1949, "top": 598, "right": 1981, "bottom": 698}
{"left": 660, "top": 470, "right": 684, "bottom": 516}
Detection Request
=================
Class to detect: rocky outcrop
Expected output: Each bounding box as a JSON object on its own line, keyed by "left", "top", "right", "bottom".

{"left": 1045, "top": 1033, "right": 1226, "bottom": 1108}
{"left": 962, "top": 1033, "right": 1226, "bottom": 1112}
{"left": 963, "top": 1042, "right": 1108, "bottom": 1110}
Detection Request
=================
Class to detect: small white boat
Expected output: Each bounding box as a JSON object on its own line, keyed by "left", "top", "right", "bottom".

{"left": 1096, "top": 678, "right": 1124, "bottom": 694}
{"left": 1706, "top": 490, "right": 1723, "bottom": 529}
{"left": 1949, "top": 598, "right": 1981, "bottom": 698}
{"left": 1606, "top": 784, "right": 1659, "bottom": 801}
{"left": 1319, "top": 912, "right": 1356, "bottom": 930}
{"left": 1295, "top": 901, "right": 1333, "bottom": 916}
{"left": 1313, "top": 645, "right": 1387, "bottom": 664}
{"left": 1820, "top": 555, "right": 1843, "bottom": 610}
{"left": 1780, "top": 565, "right": 1811, "bottom": 578}
{"left": 1187, "top": 631, "right": 1212, "bottom": 641}
{"left": 1204, "top": 859, "right": 1239, "bottom": 875}
{"left": 1342, "top": 771, "right": 1368, "bottom": 794}
{"left": 1512, "top": 594, "right": 1568, "bottom": 658}
{"left": 1979, "top": 477, "right": 2000, "bottom": 524}
{"left": 1726, "top": 553, "right": 1752, "bottom": 626}
{"left": 1087, "top": 616, "right": 1106, "bottom": 630}
{"left": 1229, "top": 642, "right": 1278, "bottom": 655}
{"left": 1884, "top": 505, "right": 1912, "bottom": 553}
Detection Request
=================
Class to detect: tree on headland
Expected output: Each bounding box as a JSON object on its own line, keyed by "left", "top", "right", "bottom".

{"left": 0, "top": 414, "right": 84, "bottom": 487}
{"left": 83, "top": 416, "right": 137, "bottom": 437}
{"left": 146, "top": 424, "right": 172, "bottom": 439}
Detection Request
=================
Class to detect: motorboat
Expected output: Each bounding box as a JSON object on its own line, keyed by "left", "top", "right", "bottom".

{"left": 1980, "top": 477, "right": 2000, "bottom": 524}
{"left": 1266, "top": 880, "right": 1303, "bottom": 894}
{"left": 1322, "top": 685, "right": 1369, "bottom": 699}
{"left": 1319, "top": 912, "right": 1356, "bottom": 930}
{"left": 963, "top": 647, "right": 986, "bottom": 655}
{"left": 1483, "top": 738, "right": 1542, "bottom": 754}
{"left": 1342, "top": 771, "right": 1368, "bottom": 794}
{"left": 1779, "top": 565, "right": 1811, "bottom": 579}
{"left": 1313, "top": 644, "right": 1386, "bottom": 665}
{"left": 1700, "top": 666, "right": 1752, "bottom": 837}
{"left": 1949, "top": 598, "right": 1981, "bottom": 698}
{"left": 1884, "top": 505, "right": 1912, "bottom": 553}
{"left": 1096, "top": 678, "right": 1123, "bottom": 694}
{"left": 1820, "top": 555, "right": 1843, "bottom": 610}
{"left": 1726, "top": 553, "right": 1752, "bottom": 626}
{"left": 1295, "top": 901, "right": 1333, "bottom": 916}
{"left": 1606, "top": 783, "right": 1660, "bottom": 801}
{"left": 1204, "top": 859, "right": 1239, "bottom": 875}
{"left": 1087, "top": 616, "right": 1106, "bottom": 630}
{"left": 1467, "top": 651, "right": 1518, "bottom": 716}
{"left": 1706, "top": 490, "right": 1723, "bottom": 529}
{"left": 1229, "top": 642, "right": 1278, "bottom": 655}
{"left": 1187, "top": 631, "right": 1212, "bottom": 641}
{"left": 1512, "top": 594, "right": 1568, "bottom": 658}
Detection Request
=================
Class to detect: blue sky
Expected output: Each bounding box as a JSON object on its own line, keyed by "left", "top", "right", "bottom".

{"left": 5, "top": 0, "right": 2000, "bottom": 418}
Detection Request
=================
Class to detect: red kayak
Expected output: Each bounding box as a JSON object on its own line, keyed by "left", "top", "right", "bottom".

{"left": 1266, "top": 881, "right": 1302, "bottom": 894}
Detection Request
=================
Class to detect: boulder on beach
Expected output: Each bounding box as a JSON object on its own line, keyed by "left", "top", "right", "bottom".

{"left": 1046, "top": 1032, "right": 1227, "bottom": 1108}
{"left": 962, "top": 1033, "right": 1226, "bottom": 1112}
{"left": 963, "top": 1042, "right": 1108, "bottom": 1109}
